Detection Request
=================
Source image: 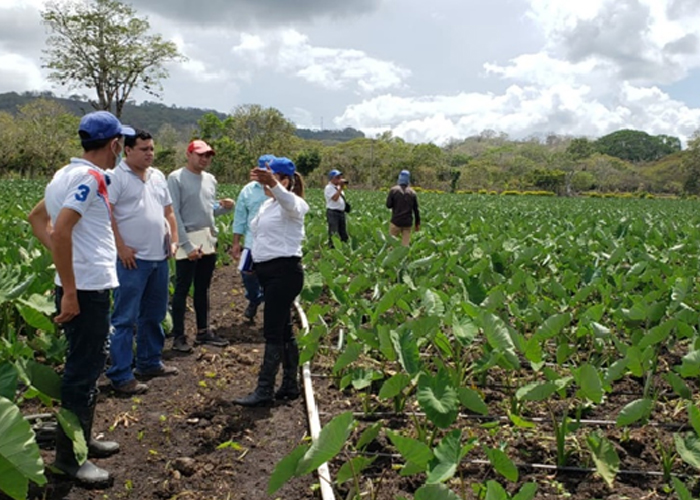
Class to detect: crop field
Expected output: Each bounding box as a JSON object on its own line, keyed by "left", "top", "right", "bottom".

{"left": 2, "top": 179, "right": 700, "bottom": 499}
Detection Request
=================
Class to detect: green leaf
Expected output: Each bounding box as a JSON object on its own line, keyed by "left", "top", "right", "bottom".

{"left": 22, "top": 360, "right": 61, "bottom": 401}
{"left": 423, "top": 289, "right": 445, "bottom": 317}
{"left": 587, "top": 431, "right": 619, "bottom": 487}
{"left": 56, "top": 409, "right": 86, "bottom": 465}
{"left": 378, "top": 373, "right": 411, "bottom": 400}
{"left": 484, "top": 446, "right": 518, "bottom": 482}
{"left": 575, "top": 364, "right": 603, "bottom": 404}
{"left": 355, "top": 422, "right": 382, "bottom": 451}
{"left": 664, "top": 372, "right": 692, "bottom": 400}
{"left": 417, "top": 371, "right": 459, "bottom": 429}
{"left": 535, "top": 313, "right": 571, "bottom": 340}
{"left": 515, "top": 381, "right": 558, "bottom": 402}
{"left": 336, "top": 455, "right": 377, "bottom": 484}
{"left": 382, "top": 245, "right": 410, "bottom": 268}
{"left": 386, "top": 429, "right": 433, "bottom": 469}
{"left": 427, "top": 429, "right": 462, "bottom": 484}
{"left": 332, "top": 342, "right": 362, "bottom": 374}
{"left": 689, "top": 404, "right": 700, "bottom": 437}
{"left": 0, "top": 396, "right": 46, "bottom": 500}
{"left": 390, "top": 329, "right": 422, "bottom": 376}
{"left": 267, "top": 443, "right": 308, "bottom": 494}
{"left": 481, "top": 312, "right": 520, "bottom": 370}
{"left": 295, "top": 412, "right": 354, "bottom": 475}
{"left": 512, "top": 482, "right": 538, "bottom": 500}
{"left": 672, "top": 477, "right": 693, "bottom": 500}
{"left": 637, "top": 320, "right": 674, "bottom": 350}
{"left": 485, "top": 480, "right": 508, "bottom": 500}
{"left": 414, "top": 483, "right": 462, "bottom": 500}
{"left": 509, "top": 414, "right": 535, "bottom": 429}
{"left": 16, "top": 304, "right": 55, "bottom": 333}
{"left": 457, "top": 387, "right": 489, "bottom": 415}
{"left": 616, "top": 398, "right": 652, "bottom": 427}
{"left": 452, "top": 316, "right": 478, "bottom": 346}
{"left": 0, "top": 363, "right": 18, "bottom": 401}
{"left": 675, "top": 433, "right": 700, "bottom": 469}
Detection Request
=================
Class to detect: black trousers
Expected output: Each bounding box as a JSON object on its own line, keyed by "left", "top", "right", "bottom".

{"left": 172, "top": 253, "right": 217, "bottom": 337}
{"left": 254, "top": 257, "right": 303, "bottom": 345}
{"left": 326, "top": 209, "right": 348, "bottom": 243}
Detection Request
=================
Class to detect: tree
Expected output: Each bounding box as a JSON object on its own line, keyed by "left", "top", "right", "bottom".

{"left": 41, "top": 0, "right": 184, "bottom": 117}
{"left": 595, "top": 130, "right": 681, "bottom": 163}
{"left": 682, "top": 131, "right": 700, "bottom": 195}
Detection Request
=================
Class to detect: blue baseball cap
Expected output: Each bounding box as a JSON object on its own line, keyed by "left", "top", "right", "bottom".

{"left": 79, "top": 111, "right": 135, "bottom": 142}
{"left": 269, "top": 157, "right": 295, "bottom": 176}
{"left": 398, "top": 170, "right": 410, "bottom": 185}
{"left": 329, "top": 169, "right": 342, "bottom": 179}
{"left": 258, "top": 154, "right": 276, "bottom": 169}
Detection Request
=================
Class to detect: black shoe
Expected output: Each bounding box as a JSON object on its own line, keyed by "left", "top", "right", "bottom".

{"left": 275, "top": 339, "right": 300, "bottom": 400}
{"left": 233, "top": 388, "right": 274, "bottom": 407}
{"left": 195, "top": 331, "right": 230, "bottom": 347}
{"left": 172, "top": 336, "right": 193, "bottom": 353}
{"left": 244, "top": 302, "right": 258, "bottom": 321}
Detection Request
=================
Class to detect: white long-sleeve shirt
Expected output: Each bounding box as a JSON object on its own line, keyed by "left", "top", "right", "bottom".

{"left": 251, "top": 184, "right": 309, "bottom": 263}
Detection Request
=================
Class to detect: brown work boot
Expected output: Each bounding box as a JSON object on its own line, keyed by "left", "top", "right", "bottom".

{"left": 134, "top": 364, "right": 179, "bottom": 379}
{"left": 111, "top": 379, "right": 148, "bottom": 395}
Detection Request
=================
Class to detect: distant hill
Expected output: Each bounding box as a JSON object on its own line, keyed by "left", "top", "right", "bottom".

{"left": 0, "top": 91, "right": 365, "bottom": 143}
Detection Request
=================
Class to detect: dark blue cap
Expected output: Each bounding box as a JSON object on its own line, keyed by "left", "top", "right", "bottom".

{"left": 269, "top": 157, "right": 295, "bottom": 176}
{"left": 79, "top": 111, "right": 135, "bottom": 142}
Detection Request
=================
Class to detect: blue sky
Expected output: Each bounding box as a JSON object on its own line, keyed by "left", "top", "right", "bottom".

{"left": 1, "top": 0, "right": 700, "bottom": 144}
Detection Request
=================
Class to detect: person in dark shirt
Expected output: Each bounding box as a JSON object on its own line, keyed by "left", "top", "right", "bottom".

{"left": 386, "top": 169, "right": 420, "bottom": 246}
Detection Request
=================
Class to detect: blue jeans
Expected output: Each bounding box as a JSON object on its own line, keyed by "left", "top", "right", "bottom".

{"left": 56, "top": 287, "right": 111, "bottom": 411}
{"left": 107, "top": 259, "right": 169, "bottom": 385}
{"left": 241, "top": 269, "right": 263, "bottom": 306}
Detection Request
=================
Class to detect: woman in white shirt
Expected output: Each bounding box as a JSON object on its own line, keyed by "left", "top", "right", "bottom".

{"left": 233, "top": 157, "right": 309, "bottom": 407}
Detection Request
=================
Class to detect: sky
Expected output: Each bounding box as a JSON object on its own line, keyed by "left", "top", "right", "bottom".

{"left": 2, "top": 0, "right": 700, "bottom": 144}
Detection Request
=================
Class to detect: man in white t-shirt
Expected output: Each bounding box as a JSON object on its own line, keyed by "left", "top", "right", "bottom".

{"left": 107, "top": 129, "right": 179, "bottom": 395}
{"left": 28, "top": 111, "right": 134, "bottom": 487}
{"left": 324, "top": 169, "right": 349, "bottom": 246}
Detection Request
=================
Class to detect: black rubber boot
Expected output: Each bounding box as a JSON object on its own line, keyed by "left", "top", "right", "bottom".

{"left": 79, "top": 406, "right": 119, "bottom": 459}
{"left": 233, "top": 343, "right": 283, "bottom": 407}
{"left": 54, "top": 411, "right": 112, "bottom": 487}
{"left": 275, "top": 339, "right": 301, "bottom": 401}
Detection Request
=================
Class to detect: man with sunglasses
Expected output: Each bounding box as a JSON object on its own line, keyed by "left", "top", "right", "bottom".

{"left": 168, "top": 140, "right": 234, "bottom": 352}
{"left": 28, "top": 111, "right": 134, "bottom": 486}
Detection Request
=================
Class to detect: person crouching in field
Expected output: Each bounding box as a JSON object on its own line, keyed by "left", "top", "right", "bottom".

{"left": 27, "top": 111, "right": 134, "bottom": 487}
{"left": 386, "top": 169, "right": 421, "bottom": 246}
{"left": 233, "top": 157, "right": 309, "bottom": 406}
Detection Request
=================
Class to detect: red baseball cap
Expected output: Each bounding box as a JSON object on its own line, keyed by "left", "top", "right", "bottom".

{"left": 187, "top": 140, "right": 215, "bottom": 155}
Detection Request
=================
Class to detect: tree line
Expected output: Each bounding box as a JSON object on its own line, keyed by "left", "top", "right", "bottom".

{"left": 2, "top": 96, "right": 700, "bottom": 195}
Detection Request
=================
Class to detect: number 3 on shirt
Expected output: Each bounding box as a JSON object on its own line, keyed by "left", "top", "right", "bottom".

{"left": 74, "top": 184, "right": 90, "bottom": 202}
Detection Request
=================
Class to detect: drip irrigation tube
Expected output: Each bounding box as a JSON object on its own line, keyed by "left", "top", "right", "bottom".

{"left": 317, "top": 411, "right": 689, "bottom": 431}
{"left": 347, "top": 451, "right": 700, "bottom": 480}
{"left": 295, "top": 300, "right": 335, "bottom": 500}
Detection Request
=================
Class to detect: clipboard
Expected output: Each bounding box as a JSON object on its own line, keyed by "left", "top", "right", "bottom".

{"left": 175, "top": 228, "right": 217, "bottom": 260}
{"left": 238, "top": 248, "right": 254, "bottom": 272}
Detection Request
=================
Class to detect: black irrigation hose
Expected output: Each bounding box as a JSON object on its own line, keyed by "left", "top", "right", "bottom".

{"left": 347, "top": 450, "right": 700, "bottom": 479}
{"left": 318, "top": 411, "right": 690, "bottom": 431}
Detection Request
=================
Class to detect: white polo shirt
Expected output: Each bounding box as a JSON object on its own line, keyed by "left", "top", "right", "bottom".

{"left": 44, "top": 158, "right": 118, "bottom": 290}
{"left": 324, "top": 182, "right": 345, "bottom": 211}
{"left": 108, "top": 161, "right": 172, "bottom": 261}
{"left": 251, "top": 184, "right": 309, "bottom": 263}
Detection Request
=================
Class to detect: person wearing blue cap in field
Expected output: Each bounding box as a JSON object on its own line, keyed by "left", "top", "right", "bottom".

{"left": 28, "top": 110, "right": 135, "bottom": 486}
{"left": 386, "top": 169, "right": 421, "bottom": 246}
{"left": 324, "top": 169, "right": 349, "bottom": 246}
{"left": 234, "top": 157, "right": 309, "bottom": 406}
{"left": 231, "top": 154, "right": 275, "bottom": 321}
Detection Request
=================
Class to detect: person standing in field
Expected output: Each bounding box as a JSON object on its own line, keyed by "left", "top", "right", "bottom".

{"left": 386, "top": 169, "right": 421, "bottom": 246}
{"left": 324, "top": 169, "right": 349, "bottom": 246}
{"left": 106, "top": 129, "right": 179, "bottom": 395}
{"left": 27, "top": 111, "right": 134, "bottom": 486}
{"left": 231, "top": 154, "right": 275, "bottom": 322}
{"left": 233, "top": 157, "right": 309, "bottom": 406}
{"left": 167, "top": 140, "right": 234, "bottom": 352}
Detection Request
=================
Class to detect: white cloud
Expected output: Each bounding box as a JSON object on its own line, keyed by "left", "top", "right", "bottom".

{"left": 231, "top": 29, "right": 410, "bottom": 94}
{"left": 0, "top": 53, "right": 48, "bottom": 93}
